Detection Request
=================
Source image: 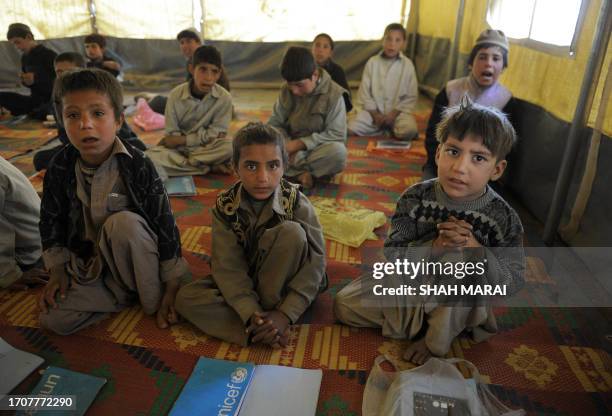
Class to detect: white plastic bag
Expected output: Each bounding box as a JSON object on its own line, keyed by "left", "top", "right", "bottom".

{"left": 363, "top": 355, "right": 525, "bottom": 416}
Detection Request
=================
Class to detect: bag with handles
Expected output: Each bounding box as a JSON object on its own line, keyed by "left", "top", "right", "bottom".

{"left": 363, "top": 355, "right": 525, "bottom": 416}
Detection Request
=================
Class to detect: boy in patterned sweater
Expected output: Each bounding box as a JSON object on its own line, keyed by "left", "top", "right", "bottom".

{"left": 334, "top": 99, "right": 525, "bottom": 364}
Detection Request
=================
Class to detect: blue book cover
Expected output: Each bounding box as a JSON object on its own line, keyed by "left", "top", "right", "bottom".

{"left": 165, "top": 176, "right": 197, "bottom": 196}
{"left": 16, "top": 366, "right": 106, "bottom": 416}
{"left": 170, "top": 357, "right": 255, "bottom": 416}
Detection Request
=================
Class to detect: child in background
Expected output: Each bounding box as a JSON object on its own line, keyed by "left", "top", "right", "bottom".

{"left": 33, "top": 52, "right": 146, "bottom": 171}
{"left": 177, "top": 28, "right": 231, "bottom": 91}
{"left": 147, "top": 28, "right": 232, "bottom": 115}
{"left": 0, "top": 23, "right": 56, "bottom": 120}
{"left": 335, "top": 100, "right": 524, "bottom": 364}
{"left": 175, "top": 122, "right": 327, "bottom": 347}
{"left": 349, "top": 23, "right": 418, "bottom": 141}
{"left": 84, "top": 33, "right": 122, "bottom": 78}
{"left": 311, "top": 33, "right": 352, "bottom": 111}
{"left": 38, "top": 69, "right": 188, "bottom": 334}
{"left": 146, "top": 45, "right": 233, "bottom": 177}
{"left": 422, "top": 29, "right": 516, "bottom": 179}
{"left": 268, "top": 46, "right": 348, "bottom": 189}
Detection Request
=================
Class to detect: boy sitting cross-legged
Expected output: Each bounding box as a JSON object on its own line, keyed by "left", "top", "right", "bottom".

{"left": 175, "top": 122, "right": 327, "bottom": 347}
{"left": 348, "top": 23, "right": 418, "bottom": 141}
{"left": 268, "top": 46, "right": 348, "bottom": 189}
{"left": 38, "top": 68, "right": 189, "bottom": 334}
{"left": 146, "top": 45, "right": 233, "bottom": 177}
{"left": 335, "top": 99, "right": 525, "bottom": 364}
{"left": 0, "top": 23, "right": 57, "bottom": 120}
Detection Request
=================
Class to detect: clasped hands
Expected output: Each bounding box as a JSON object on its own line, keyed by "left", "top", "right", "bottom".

{"left": 246, "top": 310, "right": 290, "bottom": 349}
{"left": 433, "top": 216, "right": 481, "bottom": 253}
{"left": 370, "top": 110, "right": 399, "bottom": 129}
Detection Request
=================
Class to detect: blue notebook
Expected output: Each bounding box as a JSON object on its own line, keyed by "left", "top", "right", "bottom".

{"left": 16, "top": 366, "right": 106, "bottom": 416}
{"left": 170, "top": 357, "right": 255, "bottom": 416}
{"left": 165, "top": 176, "right": 197, "bottom": 196}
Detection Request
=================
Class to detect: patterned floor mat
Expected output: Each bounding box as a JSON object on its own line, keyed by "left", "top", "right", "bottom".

{"left": 1, "top": 104, "right": 611, "bottom": 415}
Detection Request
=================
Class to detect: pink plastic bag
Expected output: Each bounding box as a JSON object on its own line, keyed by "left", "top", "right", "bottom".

{"left": 133, "top": 98, "right": 165, "bottom": 131}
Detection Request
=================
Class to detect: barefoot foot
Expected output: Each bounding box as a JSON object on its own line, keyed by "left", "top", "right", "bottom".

{"left": 297, "top": 172, "right": 314, "bottom": 189}
{"left": 403, "top": 338, "right": 432, "bottom": 365}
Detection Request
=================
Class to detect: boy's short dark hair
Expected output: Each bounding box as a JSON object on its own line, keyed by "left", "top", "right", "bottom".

{"left": 468, "top": 29, "right": 509, "bottom": 68}
{"left": 232, "top": 122, "right": 288, "bottom": 169}
{"left": 436, "top": 97, "right": 516, "bottom": 161}
{"left": 7, "top": 23, "right": 33, "bottom": 40}
{"left": 192, "top": 45, "right": 222, "bottom": 69}
{"left": 55, "top": 52, "right": 86, "bottom": 68}
{"left": 176, "top": 28, "right": 201, "bottom": 43}
{"left": 84, "top": 33, "right": 106, "bottom": 48}
{"left": 383, "top": 23, "right": 406, "bottom": 40}
{"left": 53, "top": 68, "right": 123, "bottom": 125}
{"left": 313, "top": 33, "right": 334, "bottom": 50}
{"left": 280, "top": 46, "right": 316, "bottom": 82}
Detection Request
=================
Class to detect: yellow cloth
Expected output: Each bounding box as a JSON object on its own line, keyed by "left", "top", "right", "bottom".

{"left": 312, "top": 198, "right": 387, "bottom": 248}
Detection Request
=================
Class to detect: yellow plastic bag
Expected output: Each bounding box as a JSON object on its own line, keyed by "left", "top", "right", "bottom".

{"left": 312, "top": 198, "right": 387, "bottom": 248}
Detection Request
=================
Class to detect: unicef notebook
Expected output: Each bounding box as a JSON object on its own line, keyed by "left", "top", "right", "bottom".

{"left": 0, "top": 337, "right": 44, "bottom": 394}
{"left": 15, "top": 366, "right": 106, "bottom": 416}
{"left": 169, "top": 357, "right": 255, "bottom": 416}
{"left": 170, "top": 357, "right": 322, "bottom": 416}
{"left": 239, "top": 365, "right": 322, "bottom": 416}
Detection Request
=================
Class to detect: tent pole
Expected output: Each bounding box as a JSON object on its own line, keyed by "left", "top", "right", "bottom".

{"left": 200, "top": 0, "right": 206, "bottom": 40}
{"left": 408, "top": 0, "right": 419, "bottom": 61}
{"left": 88, "top": 0, "right": 98, "bottom": 34}
{"left": 448, "top": 0, "right": 465, "bottom": 80}
{"left": 543, "top": 0, "right": 611, "bottom": 245}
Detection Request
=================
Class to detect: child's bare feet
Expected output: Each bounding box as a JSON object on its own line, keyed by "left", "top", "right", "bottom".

{"left": 403, "top": 338, "right": 432, "bottom": 365}
{"left": 297, "top": 172, "right": 314, "bottom": 189}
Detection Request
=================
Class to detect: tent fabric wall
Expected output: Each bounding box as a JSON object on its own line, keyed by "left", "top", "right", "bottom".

{"left": 94, "top": 0, "right": 195, "bottom": 39}
{"left": 0, "top": 0, "right": 91, "bottom": 39}
{"left": 0, "top": 37, "right": 381, "bottom": 89}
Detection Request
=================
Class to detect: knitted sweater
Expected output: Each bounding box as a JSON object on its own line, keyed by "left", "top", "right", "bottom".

{"left": 384, "top": 179, "right": 525, "bottom": 295}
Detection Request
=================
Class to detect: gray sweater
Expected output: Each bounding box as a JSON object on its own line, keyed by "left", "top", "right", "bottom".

{"left": 384, "top": 179, "right": 525, "bottom": 295}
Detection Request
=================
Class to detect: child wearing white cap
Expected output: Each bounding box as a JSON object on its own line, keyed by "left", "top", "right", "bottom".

{"left": 422, "top": 29, "right": 516, "bottom": 179}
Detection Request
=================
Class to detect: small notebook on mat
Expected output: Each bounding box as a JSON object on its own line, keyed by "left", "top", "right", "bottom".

{"left": 16, "top": 366, "right": 107, "bottom": 416}
{"left": 376, "top": 140, "right": 412, "bottom": 150}
{"left": 165, "top": 176, "right": 196, "bottom": 196}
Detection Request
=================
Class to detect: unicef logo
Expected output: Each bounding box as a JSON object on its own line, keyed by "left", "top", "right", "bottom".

{"left": 230, "top": 367, "right": 248, "bottom": 384}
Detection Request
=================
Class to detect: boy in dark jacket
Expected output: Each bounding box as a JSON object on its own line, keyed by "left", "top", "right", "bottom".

{"left": 38, "top": 69, "right": 188, "bottom": 334}
{"left": 0, "top": 23, "right": 56, "bottom": 120}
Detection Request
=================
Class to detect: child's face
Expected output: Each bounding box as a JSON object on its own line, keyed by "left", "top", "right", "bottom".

{"left": 435, "top": 134, "right": 506, "bottom": 202}
{"left": 287, "top": 72, "right": 318, "bottom": 97}
{"left": 61, "top": 89, "right": 122, "bottom": 166}
{"left": 54, "top": 61, "right": 79, "bottom": 76}
{"left": 9, "top": 36, "right": 35, "bottom": 53}
{"left": 236, "top": 143, "right": 284, "bottom": 201}
{"left": 85, "top": 43, "right": 104, "bottom": 60}
{"left": 470, "top": 46, "right": 505, "bottom": 87}
{"left": 192, "top": 62, "right": 221, "bottom": 95}
{"left": 179, "top": 38, "right": 200, "bottom": 58}
{"left": 312, "top": 37, "right": 333, "bottom": 65}
{"left": 382, "top": 30, "right": 405, "bottom": 58}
